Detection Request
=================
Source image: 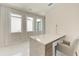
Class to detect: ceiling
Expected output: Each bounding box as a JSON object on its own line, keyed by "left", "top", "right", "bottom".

{"left": 1, "top": 3, "right": 54, "bottom": 16}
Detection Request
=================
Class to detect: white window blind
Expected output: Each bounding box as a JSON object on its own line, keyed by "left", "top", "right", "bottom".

{"left": 10, "top": 13, "right": 22, "bottom": 33}
{"left": 26, "top": 17, "right": 34, "bottom": 32}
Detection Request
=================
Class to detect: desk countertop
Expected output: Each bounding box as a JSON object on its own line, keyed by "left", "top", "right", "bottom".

{"left": 30, "top": 34, "right": 65, "bottom": 45}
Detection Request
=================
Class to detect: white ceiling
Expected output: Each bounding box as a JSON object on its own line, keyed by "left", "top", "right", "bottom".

{"left": 1, "top": 3, "right": 54, "bottom": 16}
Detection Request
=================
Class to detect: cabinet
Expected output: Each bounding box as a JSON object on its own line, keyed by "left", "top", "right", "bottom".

{"left": 45, "top": 42, "right": 52, "bottom": 56}
{"left": 30, "top": 34, "right": 65, "bottom": 56}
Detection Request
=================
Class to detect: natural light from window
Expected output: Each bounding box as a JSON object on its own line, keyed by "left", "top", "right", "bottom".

{"left": 26, "top": 17, "right": 34, "bottom": 32}
{"left": 10, "top": 13, "right": 22, "bottom": 33}
{"left": 36, "top": 18, "right": 42, "bottom": 32}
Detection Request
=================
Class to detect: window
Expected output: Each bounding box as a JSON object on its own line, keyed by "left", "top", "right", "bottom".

{"left": 26, "top": 16, "right": 45, "bottom": 33}
{"left": 10, "top": 13, "right": 22, "bottom": 33}
{"left": 36, "top": 18, "right": 42, "bottom": 32}
{"left": 26, "top": 17, "right": 34, "bottom": 32}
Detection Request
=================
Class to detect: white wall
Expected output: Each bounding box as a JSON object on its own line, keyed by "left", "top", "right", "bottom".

{"left": 46, "top": 3, "right": 79, "bottom": 40}
{"left": 0, "top": 5, "right": 44, "bottom": 47}
{"left": 0, "top": 5, "right": 27, "bottom": 46}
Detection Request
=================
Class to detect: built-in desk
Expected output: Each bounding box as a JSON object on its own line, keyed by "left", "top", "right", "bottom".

{"left": 30, "top": 34, "right": 65, "bottom": 56}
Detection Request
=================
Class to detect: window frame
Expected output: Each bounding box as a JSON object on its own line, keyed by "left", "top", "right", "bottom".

{"left": 10, "top": 13, "right": 22, "bottom": 33}
{"left": 26, "top": 16, "right": 34, "bottom": 32}
{"left": 36, "top": 18, "right": 43, "bottom": 32}
{"left": 26, "top": 15, "right": 45, "bottom": 34}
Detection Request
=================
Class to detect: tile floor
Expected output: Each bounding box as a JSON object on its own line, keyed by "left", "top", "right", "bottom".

{"left": 0, "top": 40, "right": 66, "bottom": 56}
{"left": 0, "top": 40, "right": 29, "bottom": 56}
